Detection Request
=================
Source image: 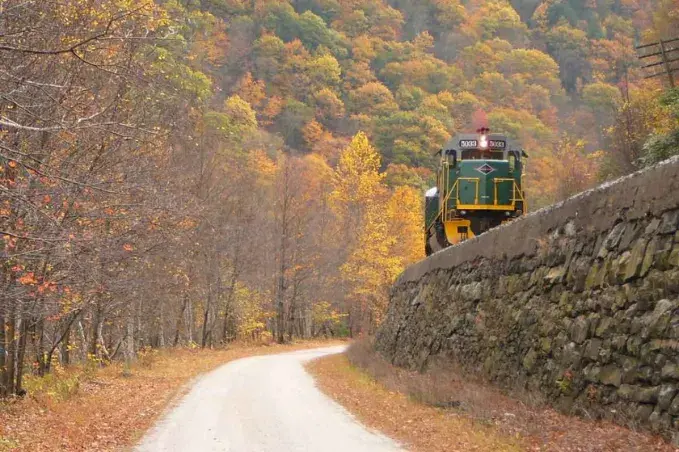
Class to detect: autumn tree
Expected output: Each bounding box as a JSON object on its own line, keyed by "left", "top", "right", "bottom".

{"left": 1, "top": 0, "right": 674, "bottom": 396}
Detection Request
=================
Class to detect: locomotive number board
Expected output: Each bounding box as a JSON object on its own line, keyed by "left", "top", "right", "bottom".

{"left": 459, "top": 139, "right": 478, "bottom": 148}
{"left": 458, "top": 139, "right": 507, "bottom": 149}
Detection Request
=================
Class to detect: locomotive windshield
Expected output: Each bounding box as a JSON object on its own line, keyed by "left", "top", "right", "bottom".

{"left": 461, "top": 149, "right": 504, "bottom": 160}
{"left": 444, "top": 149, "right": 457, "bottom": 166}
{"left": 425, "top": 130, "right": 527, "bottom": 257}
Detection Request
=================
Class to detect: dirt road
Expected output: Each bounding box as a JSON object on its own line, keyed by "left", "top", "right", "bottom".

{"left": 136, "top": 346, "right": 402, "bottom": 452}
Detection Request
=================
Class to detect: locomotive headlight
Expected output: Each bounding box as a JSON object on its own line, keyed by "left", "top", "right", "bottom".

{"left": 479, "top": 135, "right": 488, "bottom": 149}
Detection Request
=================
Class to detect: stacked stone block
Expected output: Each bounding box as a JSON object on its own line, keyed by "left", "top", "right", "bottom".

{"left": 375, "top": 156, "right": 679, "bottom": 439}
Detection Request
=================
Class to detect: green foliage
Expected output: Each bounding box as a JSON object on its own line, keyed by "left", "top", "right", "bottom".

{"left": 312, "top": 301, "right": 347, "bottom": 333}
{"left": 642, "top": 130, "right": 679, "bottom": 165}
{"left": 305, "top": 53, "right": 342, "bottom": 89}
{"left": 1, "top": 0, "right": 674, "bottom": 385}
{"left": 349, "top": 81, "right": 399, "bottom": 116}
{"left": 395, "top": 85, "right": 426, "bottom": 111}
{"left": 384, "top": 163, "right": 430, "bottom": 190}
{"left": 373, "top": 112, "right": 449, "bottom": 166}
{"left": 488, "top": 108, "right": 553, "bottom": 143}
{"left": 277, "top": 99, "right": 315, "bottom": 148}
{"left": 642, "top": 88, "right": 679, "bottom": 166}
{"left": 500, "top": 48, "right": 560, "bottom": 89}
{"left": 259, "top": 2, "right": 346, "bottom": 55}
{"left": 474, "top": 0, "right": 528, "bottom": 42}
{"left": 582, "top": 82, "right": 623, "bottom": 115}
{"left": 202, "top": 0, "right": 251, "bottom": 15}
{"left": 205, "top": 95, "right": 258, "bottom": 143}
{"left": 150, "top": 47, "right": 213, "bottom": 101}
{"left": 167, "top": 0, "right": 672, "bottom": 196}
{"left": 544, "top": 25, "right": 590, "bottom": 93}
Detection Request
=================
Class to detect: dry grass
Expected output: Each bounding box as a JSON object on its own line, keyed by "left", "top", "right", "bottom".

{"left": 307, "top": 351, "right": 523, "bottom": 451}
{"left": 0, "top": 340, "right": 343, "bottom": 451}
{"left": 308, "top": 340, "right": 677, "bottom": 452}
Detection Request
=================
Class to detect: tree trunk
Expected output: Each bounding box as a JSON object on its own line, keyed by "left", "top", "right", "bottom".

{"left": 287, "top": 285, "right": 298, "bottom": 342}
{"left": 62, "top": 324, "right": 71, "bottom": 366}
{"left": 136, "top": 297, "right": 143, "bottom": 350}
{"left": 96, "top": 320, "right": 109, "bottom": 362}
{"left": 174, "top": 294, "right": 188, "bottom": 346}
{"left": 90, "top": 303, "right": 101, "bottom": 357}
{"left": 46, "top": 311, "right": 80, "bottom": 372}
{"left": 6, "top": 306, "right": 16, "bottom": 394}
{"left": 15, "top": 317, "right": 28, "bottom": 394}
{"left": 0, "top": 312, "right": 6, "bottom": 396}
{"left": 187, "top": 297, "right": 194, "bottom": 344}
{"left": 275, "top": 221, "right": 287, "bottom": 344}
{"left": 36, "top": 318, "right": 45, "bottom": 376}
{"left": 201, "top": 283, "right": 212, "bottom": 349}
{"left": 276, "top": 272, "right": 286, "bottom": 344}
{"left": 77, "top": 320, "right": 88, "bottom": 361}
{"left": 158, "top": 302, "right": 165, "bottom": 348}
{"left": 124, "top": 308, "right": 136, "bottom": 366}
{"left": 221, "top": 285, "right": 235, "bottom": 343}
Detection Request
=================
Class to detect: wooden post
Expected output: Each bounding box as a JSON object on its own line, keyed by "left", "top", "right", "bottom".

{"left": 659, "top": 39, "right": 676, "bottom": 88}
{"left": 638, "top": 37, "right": 678, "bottom": 87}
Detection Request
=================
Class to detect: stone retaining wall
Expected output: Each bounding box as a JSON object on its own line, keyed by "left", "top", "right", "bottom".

{"left": 375, "top": 156, "right": 679, "bottom": 439}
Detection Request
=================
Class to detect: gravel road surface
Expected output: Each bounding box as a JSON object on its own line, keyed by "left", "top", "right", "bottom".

{"left": 136, "top": 346, "right": 402, "bottom": 452}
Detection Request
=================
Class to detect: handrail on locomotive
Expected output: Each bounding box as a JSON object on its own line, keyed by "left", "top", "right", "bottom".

{"left": 424, "top": 130, "right": 527, "bottom": 256}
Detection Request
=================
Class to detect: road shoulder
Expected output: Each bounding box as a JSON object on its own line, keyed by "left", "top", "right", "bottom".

{"left": 306, "top": 352, "right": 523, "bottom": 452}
{"left": 307, "top": 342, "right": 677, "bottom": 452}
{"left": 0, "top": 341, "right": 342, "bottom": 451}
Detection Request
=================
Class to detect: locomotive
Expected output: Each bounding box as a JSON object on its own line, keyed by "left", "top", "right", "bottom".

{"left": 425, "top": 129, "right": 527, "bottom": 256}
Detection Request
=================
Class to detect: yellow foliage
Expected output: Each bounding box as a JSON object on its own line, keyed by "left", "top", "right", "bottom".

{"left": 302, "top": 119, "right": 329, "bottom": 147}
{"left": 233, "top": 283, "right": 268, "bottom": 338}
{"left": 302, "top": 153, "right": 334, "bottom": 194}
{"left": 340, "top": 208, "right": 403, "bottom": 326}
{"left": 312, "top": 301, "right": 347, "bottom": 328}
{"left": 386, "top": 186, "right": 425, "bottom": 266}
{"left": 237, "top": 72, "right": 267, "bottom": 108}
{"left": 330, "top": 131, "right": 386, "bottom": 211}
{"left": 330, "top": 132, "right": 426, "bottom": 329}
{"left": 261, "top": 96, "right": 284, "bottom": 125}
{"left": 249, "top": 149, "right": 278, "bottom": 182}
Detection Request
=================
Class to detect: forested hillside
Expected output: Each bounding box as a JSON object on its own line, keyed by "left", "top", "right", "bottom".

{"left": 0, "top": 0, "right": 677, "bottom": 396}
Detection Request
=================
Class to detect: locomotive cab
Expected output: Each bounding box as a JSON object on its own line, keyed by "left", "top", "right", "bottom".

{"left": 424, "top": 130, "right": 527, "bottom": 256}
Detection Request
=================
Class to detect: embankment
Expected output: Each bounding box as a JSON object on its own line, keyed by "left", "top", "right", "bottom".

{"left": 376, "top": 156, "right": 679, "bottom": 438}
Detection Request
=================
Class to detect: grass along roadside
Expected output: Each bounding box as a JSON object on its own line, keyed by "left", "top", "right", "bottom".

{"left": 306, "top": 352, "right": 523, "bottom": 452}
{"left": 0, "top": 340, "right": 343, "bottom": 451}
{"left": 307, "top": 340, "right": 676, "bottom": 452}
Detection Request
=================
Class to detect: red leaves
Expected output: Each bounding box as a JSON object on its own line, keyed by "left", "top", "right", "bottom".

{"left": 37, "top": 281, "right": 57, "bottom": 294}
{"left": 18, "top": 272, "right": 37, "bottom": 285}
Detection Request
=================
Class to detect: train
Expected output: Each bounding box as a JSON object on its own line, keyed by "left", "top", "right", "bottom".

{"left": 425, "top": 128, "right": 528, "bottom": 256}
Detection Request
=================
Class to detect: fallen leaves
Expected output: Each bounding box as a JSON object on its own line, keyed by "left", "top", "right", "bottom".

{"left": 308, "top": 341, "right": 679, "bottom": 452}
{"left": 307, "top": 353, "right": 522, "bottom": 452}
{"left": 0, "top": 340, "right": 344, "bottom": 451}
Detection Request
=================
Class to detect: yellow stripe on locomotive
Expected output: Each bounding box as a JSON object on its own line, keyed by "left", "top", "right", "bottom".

{"left": 424, "top": 129, "right": 528, "bottom": 256}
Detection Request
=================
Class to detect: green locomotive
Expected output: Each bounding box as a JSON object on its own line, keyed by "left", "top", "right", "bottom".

{"left": 425, "top": 129, "right": 527, "bottom": 256}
